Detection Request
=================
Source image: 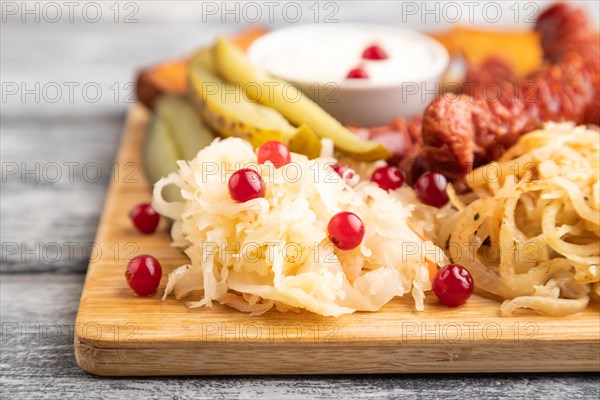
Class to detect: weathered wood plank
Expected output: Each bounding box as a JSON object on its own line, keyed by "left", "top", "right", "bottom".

{"left": 1, "top": 117, "right": 123, "bottom": 274}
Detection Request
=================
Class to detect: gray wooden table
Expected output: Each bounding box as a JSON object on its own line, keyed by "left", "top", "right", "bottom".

{"left": 2, "top": 2, "right": 599, "bottom": 399}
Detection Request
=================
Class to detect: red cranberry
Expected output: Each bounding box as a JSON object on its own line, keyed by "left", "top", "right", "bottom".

{"left": 125, "top": 255, "right": 162, "bottom": 296}
{"left": 332, "top": 163, "right": 356, "bottom": 181}
{"left": 129, "top": 203, "right": 160, "bottom": 234}
{"left": 327, "top": 211, "right": 365, "bottom": 250}
{"left": 371, "top": 165, "right": 404, "bottom": 191}
{"left": 257, "top": 141, "right": 291, "bottom": 169}
{"left": 415, "top": 172, "right": 449, "bottom": 207}
{"left": 346, "top": 67, "right": 369, "bottom": 79}
{"left": 433, "top": 264, "right": 474, "bottom": 307}
{"left": 228, "top": 169, "right": 266, "bottom": 203}
{"left": 362, "top": 44, "right": 389, "bottom": 60}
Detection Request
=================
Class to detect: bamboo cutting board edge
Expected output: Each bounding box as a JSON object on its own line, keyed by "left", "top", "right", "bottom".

{"left": 74, "top": 105, "right": 600, "bottom": 376}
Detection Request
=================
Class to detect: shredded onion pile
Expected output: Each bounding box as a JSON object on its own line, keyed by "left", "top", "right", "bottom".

{"left": 438, "top": 123, "right": 600, "bottom": 316}
{"left": 153, "top": 137, "right": 446, "bottom": 316}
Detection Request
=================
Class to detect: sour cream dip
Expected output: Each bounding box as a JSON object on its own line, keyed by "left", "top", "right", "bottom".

{"left": 248, "top": 24, "right": 449, "bottom": 126}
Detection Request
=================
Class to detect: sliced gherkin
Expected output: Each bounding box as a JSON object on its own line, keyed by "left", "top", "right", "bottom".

{"left": 214, "top": 38, "right": 390, "bottom": 161}
{"left": 155, "top": 95, "right": 215, "bottom": 161}
{"left": 189, "top": 49, "right": 322, "bottom": 158}
{"left": 143, "top": 95, "right": 215, "bottom": 201}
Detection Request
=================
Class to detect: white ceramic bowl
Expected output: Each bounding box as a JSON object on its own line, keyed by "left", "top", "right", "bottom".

{"left": 248, "top": 24, "right": 449, "bottom": 127}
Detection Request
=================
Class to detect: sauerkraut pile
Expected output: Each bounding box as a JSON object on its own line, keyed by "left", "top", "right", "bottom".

{"left": 438, "top": 123, "right": 600, "bottom": 316}
{"left": 152, "top": 137, "right": 446, "bottom": 316}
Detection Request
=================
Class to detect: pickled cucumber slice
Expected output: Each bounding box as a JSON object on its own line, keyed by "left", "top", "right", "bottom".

{"left": 155, "top": 95, "right": 215, "bottom": 160}
{"left": 144, "top": 115, "right": 183, "bottom": 202}
{"left": 214, "top": 38, "right": 390, "bottom": 161}
{"left": 191, "top": 47, "right": 216, "bottom": 73}
{"left": 189, "top": 49, "right": 321, "bottom": 158}
{"left": 143, "top": 95, "right": 215, "bottom": 201}
{"left": 287, "top": 124, "right": 322, "bottom": 159}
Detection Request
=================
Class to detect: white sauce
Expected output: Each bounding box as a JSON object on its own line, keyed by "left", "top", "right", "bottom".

{"left": 251, "top": 25, "right": 444, "bottom": 86}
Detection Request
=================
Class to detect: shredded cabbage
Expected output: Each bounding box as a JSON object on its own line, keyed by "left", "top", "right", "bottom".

{"left": 437, "top": 123, "right": 600, "bottom": 316}
{"left": 153, "top": 137, "right": 446, "bottom": 316}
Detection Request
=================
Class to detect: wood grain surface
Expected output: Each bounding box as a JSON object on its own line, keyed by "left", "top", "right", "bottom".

{"left": 73, "top": 105, "right": 600, "bottom": 376}
{"left": 3, "top": 3, "right": 600, "bottom": 398}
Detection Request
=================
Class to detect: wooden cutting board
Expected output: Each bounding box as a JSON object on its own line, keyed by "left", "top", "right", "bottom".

{"left": 74, "top": 105, "right": 600, "bottom": 376}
